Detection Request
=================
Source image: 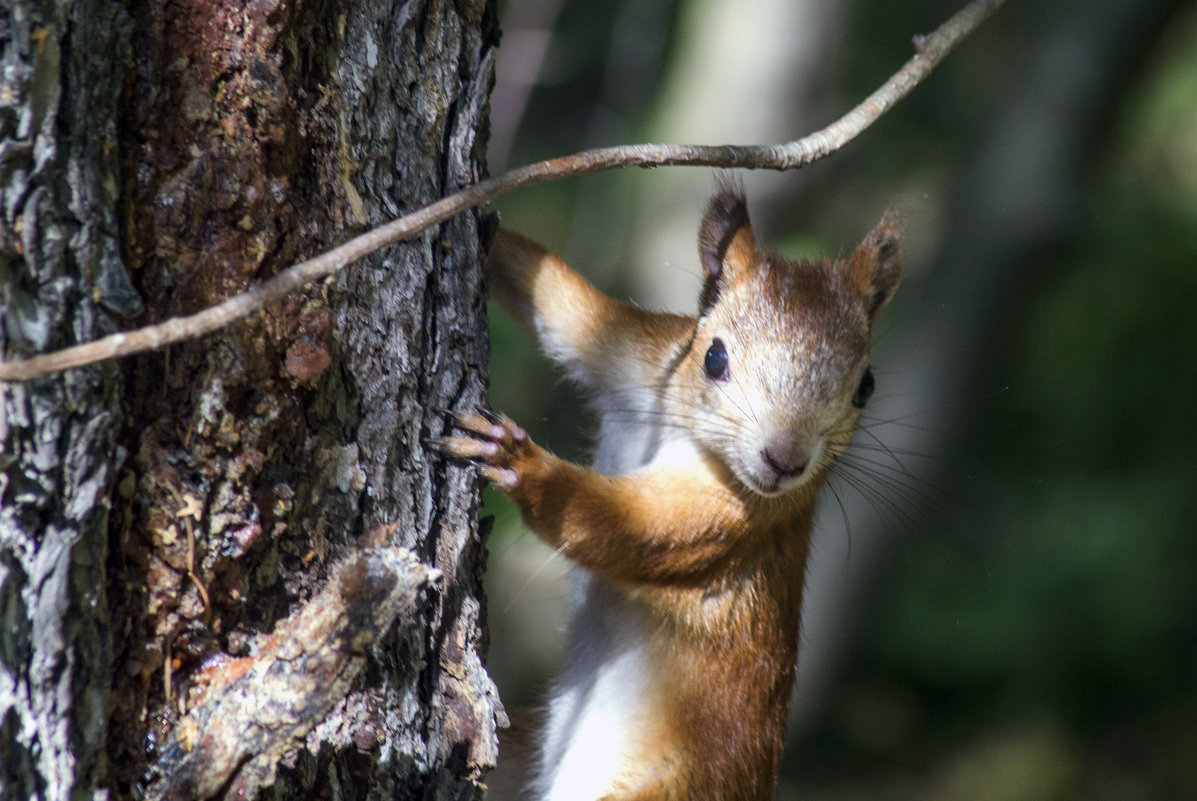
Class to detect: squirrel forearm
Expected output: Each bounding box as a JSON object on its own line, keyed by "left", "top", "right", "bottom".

{"left": 510, "top": 454, "right": 749, "bottom": 586}
{"left": 438, "top": 410, "right": 747, "bottom": 586}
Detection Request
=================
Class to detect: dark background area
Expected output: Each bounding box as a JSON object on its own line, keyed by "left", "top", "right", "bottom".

{"left": 481, "top": 0, "right": 1197, "bottom": 797}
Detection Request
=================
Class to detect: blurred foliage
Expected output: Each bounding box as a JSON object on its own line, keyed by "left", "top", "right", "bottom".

{"left": 792, "top": 6, "right": 1197, "bottom": 798}
{"left": 484, "top": 0, "right": 1197, "bottom": 797}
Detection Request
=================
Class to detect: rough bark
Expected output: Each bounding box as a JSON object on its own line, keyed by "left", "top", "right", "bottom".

{"left": 2, "top": 0, "right": 500, "bottom": 799}
{"left": 1, "top": 0, "right": 135, "bottom": 797}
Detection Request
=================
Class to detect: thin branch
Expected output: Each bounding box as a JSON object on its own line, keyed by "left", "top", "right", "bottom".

{"left": 0, "top": 0, "right": 1005, "bottom": 383}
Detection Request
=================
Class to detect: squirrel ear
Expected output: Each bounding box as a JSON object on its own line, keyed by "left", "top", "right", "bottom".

{"left": 847, "top": 212, "right": 903, "bottom": 321}
{"left": 698, "top": 191, "right": 756, "bottom": 314}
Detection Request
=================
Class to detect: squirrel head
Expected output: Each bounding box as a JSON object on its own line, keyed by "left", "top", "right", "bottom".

{"left": 675, "top": 191, "right": 902, "bottom": 497}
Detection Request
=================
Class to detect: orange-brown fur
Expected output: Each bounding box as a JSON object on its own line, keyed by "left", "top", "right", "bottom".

{"left": 437, "top": 192, "right": 901, "bottom": 800}
{"left": 489, "top": 231, "right": 694, "bottom": 391}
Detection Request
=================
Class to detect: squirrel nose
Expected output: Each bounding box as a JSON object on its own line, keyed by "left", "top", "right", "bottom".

{"left": 761, "top": 433, "right": 810, "bottom": 479}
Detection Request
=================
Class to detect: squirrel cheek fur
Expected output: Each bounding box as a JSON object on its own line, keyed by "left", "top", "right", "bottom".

{"left": 438, "top": 191, "right": 902, "bottom": 801}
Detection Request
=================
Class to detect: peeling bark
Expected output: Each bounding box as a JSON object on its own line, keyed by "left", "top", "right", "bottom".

{"left": 141, "top": 548, "right": 439, "bottom": 801}
{"left": 3, "top": 0, "right": 500, "bottom": 799}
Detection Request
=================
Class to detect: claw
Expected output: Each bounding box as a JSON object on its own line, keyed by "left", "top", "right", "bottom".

{"left": 478, "top": 464, "right": 520, "bottom": 491}
{"left": 438, "top": 435, "right": 500, "bottom": 461}
{"left": 426, "top": 407, "right": 531, "bottom": 494}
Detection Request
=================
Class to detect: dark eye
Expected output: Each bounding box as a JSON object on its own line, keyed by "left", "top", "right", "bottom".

{"left": 852, "top": 367, "right": 875, "bottom": 409}
{"left": 704, "top": 338, "right": 729, "bottom": 380}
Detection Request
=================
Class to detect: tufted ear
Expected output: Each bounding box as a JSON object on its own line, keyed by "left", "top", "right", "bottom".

{"left": 846, "top": 212, "right": 903, "bottom": 322}
{"left": 697, "top": 191, "right": 756, "bottom": 315}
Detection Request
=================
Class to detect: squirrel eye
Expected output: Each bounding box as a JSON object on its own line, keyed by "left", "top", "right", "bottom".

{"left": 852, "top": 366, "right": 875, "bottom": 409}
{"left": 704, "top": 338, "right": 729, "bottom": 380}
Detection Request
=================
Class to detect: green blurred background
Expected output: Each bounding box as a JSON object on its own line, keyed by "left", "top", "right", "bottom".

{"left": 479, "top": 0, "right": 1197, "bottom": 797}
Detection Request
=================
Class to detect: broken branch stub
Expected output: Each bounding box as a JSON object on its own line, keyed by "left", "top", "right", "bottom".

{"left": 140, "top": 547, "right": 440, "bottom": 801}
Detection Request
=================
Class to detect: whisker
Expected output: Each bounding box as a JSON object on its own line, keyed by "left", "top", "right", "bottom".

{"left": 828, "top": 457, "right": 942, "bottom": 535}
{"left": 592, "top": 414, "right": 729, "bottom": 444}
{"left": 822, "top": 478, "right": 854, "bottom": 566}
{"left": 828, "top": 472, "right": 920, "bottom": 536}
{"left": 837, "top": 452, "right": 941, "bottom": 498}
{"left": 856, "top": 409, "right": 950, "bottom": 435}
{"left": 500, "top": 539, "right": 572, "bottom": 616}
{"left": 838, "top": 440, "right": 942, "bottom": 462}
{"left": 594, "top": 399, "right": 746, "bottom": 442}
{"left": 855, "top": 424, "right": 920, "bottom": 473}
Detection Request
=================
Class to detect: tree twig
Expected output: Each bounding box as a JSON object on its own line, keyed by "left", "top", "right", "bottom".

{"left": 0, "top": 0, "right": 1005, "bottom": 383}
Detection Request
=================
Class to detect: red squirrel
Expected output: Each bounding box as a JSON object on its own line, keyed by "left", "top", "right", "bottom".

{"left": 435, "top": 191, "right": 902, "bottom": 800}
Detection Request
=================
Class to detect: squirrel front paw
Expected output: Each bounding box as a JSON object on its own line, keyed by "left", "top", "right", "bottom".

{"left": 430, "top": 408, "right": 539, "bottom": 492}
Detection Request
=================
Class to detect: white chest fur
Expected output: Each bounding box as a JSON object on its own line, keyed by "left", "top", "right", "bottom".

{"left": 532, "top": 390, "right": 692, "bottom": 800}
{"left": 534, "top": 577, "right": 650, "bottom": 800}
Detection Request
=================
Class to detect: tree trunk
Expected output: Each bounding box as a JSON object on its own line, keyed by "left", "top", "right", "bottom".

{"left": 1, "top": 0, "right": 501, "bottom": 799}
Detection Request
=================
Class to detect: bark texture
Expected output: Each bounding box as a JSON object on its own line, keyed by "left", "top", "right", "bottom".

{"left": 1, "top": 0, "right": 135, "bottom": 798}
{"left": 2, "top": 0, "right": 500, "bottom": 799}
